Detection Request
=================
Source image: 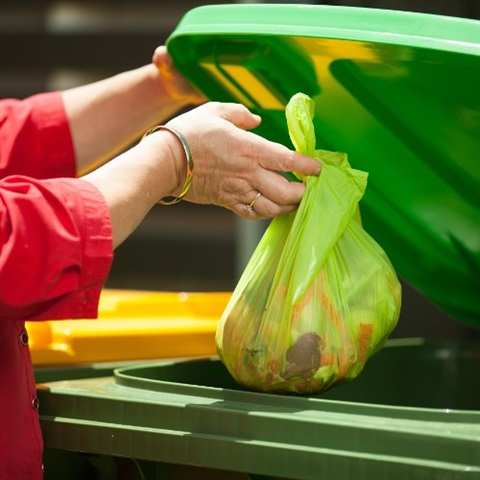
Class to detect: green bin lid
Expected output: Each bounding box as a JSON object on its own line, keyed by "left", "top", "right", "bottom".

{"left": 167, "top": 5, "right": 480, "bottom": 326}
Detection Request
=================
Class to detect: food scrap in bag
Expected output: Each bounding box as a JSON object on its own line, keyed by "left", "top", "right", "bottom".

{"left": 216, "top": 93, "right": 401, "bottom": 395}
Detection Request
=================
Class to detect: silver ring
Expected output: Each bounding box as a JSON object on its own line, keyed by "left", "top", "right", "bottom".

{"left": 245, "top": 192, "right": 261, "bottom": 213}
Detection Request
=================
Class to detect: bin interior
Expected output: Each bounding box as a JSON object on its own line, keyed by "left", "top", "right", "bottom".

{"left": 115, "top": 339, "right": 480, "bottom": 411}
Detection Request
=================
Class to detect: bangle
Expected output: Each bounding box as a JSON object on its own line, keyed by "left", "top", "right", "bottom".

{"left": 142, "top": 125, "right": 194, "bottom": 205}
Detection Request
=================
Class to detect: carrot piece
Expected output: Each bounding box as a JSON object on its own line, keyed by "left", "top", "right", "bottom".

{"left": 268, "top": 359, "right": 282, "bottom": 375}
{"left": 357, "top": 322, "right": 373, "bottom": 364}
{"left": 320, "top": 351, "right": 335, "bottom": 366}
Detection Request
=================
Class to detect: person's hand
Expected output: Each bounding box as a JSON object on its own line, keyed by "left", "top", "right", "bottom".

{"left": 162, "top": 101, "right": 322, "bottom": 219}
{"left": 152, "top": 46, "right": 205, "bottom": 106}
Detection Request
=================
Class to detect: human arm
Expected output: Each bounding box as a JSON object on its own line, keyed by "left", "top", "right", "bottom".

{"left": 0, "top": 47, "right": 320, "bottom": 320}
{"left": 82, "top": 101, "right": 321, "bottom": 247}
{"left": 0, "top": 101, "right": 319, "bottom": 320}
{"left": 0, "top": 92, "right": 112, "bottom": 321}
{"left": 0, "top": 176, "right": 112, "bottom": 321}
{"left": 2, "top": 43, "right": 320, "bottom": 244}
{"left": 62, "top": 46, "right": 204, "bottom": 175}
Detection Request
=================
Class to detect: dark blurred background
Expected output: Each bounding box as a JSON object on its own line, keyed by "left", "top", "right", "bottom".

{"left": 1, "top": 0, "right": 479, "bottom": 339}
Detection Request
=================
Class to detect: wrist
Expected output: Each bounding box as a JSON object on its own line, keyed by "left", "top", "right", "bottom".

{"left": 141, "top": 126, "right": 193, "bottom": 204}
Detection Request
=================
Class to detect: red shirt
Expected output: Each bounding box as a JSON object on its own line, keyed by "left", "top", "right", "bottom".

{"left": 0, "top": 92, "right": 113, "bottom": 479}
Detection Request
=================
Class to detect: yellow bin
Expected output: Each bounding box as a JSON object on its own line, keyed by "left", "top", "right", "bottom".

{"left": 28, "top": 289, "right": 231, "bottom": 366}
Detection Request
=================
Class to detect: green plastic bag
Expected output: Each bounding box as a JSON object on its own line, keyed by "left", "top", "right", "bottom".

{"left": 216, "top": 93, "right": 401, "bottom": 395}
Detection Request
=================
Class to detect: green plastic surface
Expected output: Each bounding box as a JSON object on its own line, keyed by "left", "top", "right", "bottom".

{"left": 166, "top": 5, "right": 480, "bottom": 326}
{"left": 37, "top": 340, "right": 480, "bottom": 479}
{"left": 117, "top": 339, "right": 480, "bottom": 411}
{"left": 34, "top": 361, "right": 134, "bottom": 384}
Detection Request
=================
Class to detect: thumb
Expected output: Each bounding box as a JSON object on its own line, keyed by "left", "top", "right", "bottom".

{"left": 152, "top": 46, "right": 206, "bottom": 105}
{"left": 218, "top": 103, "right": 262, "bottom": 131}
{"left": 152, "top": 46, "right": 172, "bottom": 71}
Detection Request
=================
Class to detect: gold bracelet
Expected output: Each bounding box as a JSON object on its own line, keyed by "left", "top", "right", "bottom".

{"left": 142, "top": 125, "right": 194, "bottom": 205}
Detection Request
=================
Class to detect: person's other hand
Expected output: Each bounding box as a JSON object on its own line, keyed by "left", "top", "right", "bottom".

{"left": 163, "top": 102, "right": 321, "bottom": 219}
{"left": 152, "top": 46, "right": 205, "bottom": 106}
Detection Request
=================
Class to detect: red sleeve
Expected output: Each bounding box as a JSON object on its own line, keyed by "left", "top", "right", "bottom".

{"left": 0, "top": 92, "right": 76, "bottom": 179}
{"left": 0, "top": 92, "right": 114, "bottom": 321}
{"left": 0, "top": 176, "right": 113, "bottom": 321}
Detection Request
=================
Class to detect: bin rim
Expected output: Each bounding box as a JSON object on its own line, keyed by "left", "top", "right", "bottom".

{"left": 167, "top": 4, "right": 480, "bottom": 56}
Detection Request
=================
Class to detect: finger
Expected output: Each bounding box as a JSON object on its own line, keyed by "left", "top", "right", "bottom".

{"left": 152, "top": 46, "right": 206, "bottom": 104}
{"left": 289, "top": 151, "right": 322, "bottom": 177}
{"left": 232, "top": 192, "right": 299, "bottom": 220}
{"left": 251, "top": 137, "right": 321, "bottom": 177}
{"left": 251, "top": 170, "right": 307, "bottom": 207}
{"left": 152, "top": 45, "right": 171, "bottom": 70}
{"left": 270, "top": 149, "right": 321, "bottom": 177}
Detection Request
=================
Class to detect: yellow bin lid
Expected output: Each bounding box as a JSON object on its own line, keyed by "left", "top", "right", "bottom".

{"left": 28, "top": 289, "right": 231, "bottom": 366}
